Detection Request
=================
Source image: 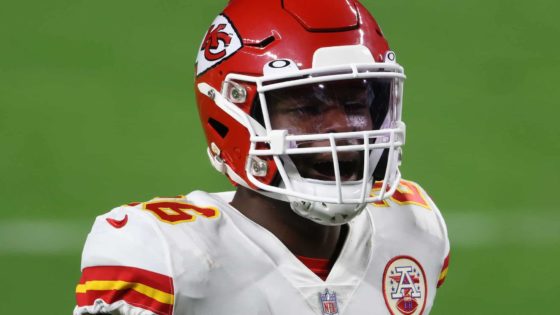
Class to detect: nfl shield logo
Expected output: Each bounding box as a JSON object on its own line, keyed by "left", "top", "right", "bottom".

{"left": 319, "top": 289, "right": 339, "bottom": 315}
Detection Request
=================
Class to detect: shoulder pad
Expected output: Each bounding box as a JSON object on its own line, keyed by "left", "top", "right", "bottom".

{"left": 76, "top": 205, "right": 175, "bottom": 315}
{"left": 369, "top": 179, "right": 450, "bottom": 256}
{"left": 81, "top": 205, "right": 171, "bottom": 274}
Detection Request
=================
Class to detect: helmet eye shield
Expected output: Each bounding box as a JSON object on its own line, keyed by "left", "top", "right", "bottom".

{"left": 266, "top": 79, "right": 380, "bottom": 135}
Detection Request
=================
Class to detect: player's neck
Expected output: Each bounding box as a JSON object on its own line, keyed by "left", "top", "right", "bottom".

{"left": 230, "top": 186, "right": 346, "bottom": 260}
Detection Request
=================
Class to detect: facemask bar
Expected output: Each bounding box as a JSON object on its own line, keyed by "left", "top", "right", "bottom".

{"left": 197, "top": 62, "right": 405, "bottom": 204}
{"left": 247, "top": 123, "right": 405, "bottom": 203}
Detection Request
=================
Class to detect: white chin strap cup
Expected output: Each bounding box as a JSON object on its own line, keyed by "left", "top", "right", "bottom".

{"left": 289, "top": 197, "right": 368, "bottom": 226}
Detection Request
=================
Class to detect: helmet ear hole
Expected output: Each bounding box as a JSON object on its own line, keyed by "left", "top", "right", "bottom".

{"left": 208, "top": 118, "right": 229, "bottom": 138}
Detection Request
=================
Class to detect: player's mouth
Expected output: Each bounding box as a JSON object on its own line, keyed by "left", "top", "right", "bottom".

{"left": 297, "top": 152, "right": 363, "bottom": 181}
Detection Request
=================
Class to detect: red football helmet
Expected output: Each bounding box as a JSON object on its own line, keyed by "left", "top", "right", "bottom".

{"left": 195, "top": 0, "right": 406, "bottom": 225}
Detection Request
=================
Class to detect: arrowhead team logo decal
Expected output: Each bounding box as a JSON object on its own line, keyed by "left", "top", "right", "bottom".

{"left": 383, "top": 256, "right": 427, "bottom": 315}
{"left": 319, "top": 289, "right": 339, "bottom": 315}
{"left": 196, "top": 14, "right": 242, "bottom": 76}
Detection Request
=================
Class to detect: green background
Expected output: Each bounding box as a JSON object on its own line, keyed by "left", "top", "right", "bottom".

{"left": 1, "top": 0, "right": 558, "bottom": 313}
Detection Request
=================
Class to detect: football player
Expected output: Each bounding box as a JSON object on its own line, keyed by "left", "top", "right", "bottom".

{"left": 74, "top": 0, "right": 450, "bottom": 314}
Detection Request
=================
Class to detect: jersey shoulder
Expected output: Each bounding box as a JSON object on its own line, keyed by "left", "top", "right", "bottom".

{"left": 79, "top": 196, "right": 183, "bottom": 272}
{"left": 369, "top": 179, "right": 446, "bottom": 228}
{"left": 75, "top": 199, "right": 175, "bottom": 315}
{"left": 367, "top": 179, "right": 450, "bottom": 255}
{"left": 75, "top": 192, "right": 229, "bottom": 315}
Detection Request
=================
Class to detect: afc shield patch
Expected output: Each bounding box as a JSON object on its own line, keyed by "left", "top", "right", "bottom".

{"left": 319, "top": 289, "right": 339, "bottom": 315}
{"left": 382, "top": 256, "right": 427, "bottom": 315}
{"left": 196, "top": 14, "right": 243, "bottom": 76}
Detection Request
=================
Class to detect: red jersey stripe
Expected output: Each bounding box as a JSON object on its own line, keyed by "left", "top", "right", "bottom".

{"left": 78, "top": 266, "right": 173, "bottom": 294}
{"left": 437, "top": 254, "right": 450, "bottom": 288}
{"left": 76, "top": 266, "right": 174, "bottom": 315}
{"left": 76, "top": 288, "right": 173, "bottom": 315}
{"left": 441, "top": 254, "right": 450, "bottom": 269}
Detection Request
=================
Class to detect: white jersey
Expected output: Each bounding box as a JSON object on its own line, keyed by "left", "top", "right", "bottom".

{"left": 74, "top": 180, "right": 450, "bottom": 315}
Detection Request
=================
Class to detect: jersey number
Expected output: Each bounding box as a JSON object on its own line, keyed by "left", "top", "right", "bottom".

{"left": 143, "top": 201, "right": 219, "bottom": 224}
{"left": 372, "top": 180, "right": 431, "bottom": 210}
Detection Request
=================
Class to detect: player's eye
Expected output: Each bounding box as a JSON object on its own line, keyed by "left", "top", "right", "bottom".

{"left": 344, "top": 101, "right": 370, "bottom": 113}
{"left": 290, "top": 104, "right": 321, "bottom": 115}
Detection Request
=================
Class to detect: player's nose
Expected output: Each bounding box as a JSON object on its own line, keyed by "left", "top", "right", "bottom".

{"left": 321, "top": 105, "right": 355, "bottom": 133}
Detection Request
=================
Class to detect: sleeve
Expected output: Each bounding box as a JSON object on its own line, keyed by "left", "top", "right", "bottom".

{"left": 416, "top": 182, "right": 451, "bottom": 289}
{"left": 73, "top": 206, "right": 175, "bottom": 315}
{"left": 436, "top": 253, "right": 450, "bottom": 288}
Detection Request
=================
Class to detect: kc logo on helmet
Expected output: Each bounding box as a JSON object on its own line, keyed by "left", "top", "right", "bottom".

{"left": 196, "top": 14, "right": 243, "bottom": 76}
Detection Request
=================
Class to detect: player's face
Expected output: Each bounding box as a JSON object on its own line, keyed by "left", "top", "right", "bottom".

{"left": 267, "top": 79, "right": 376, "bottom": 181}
